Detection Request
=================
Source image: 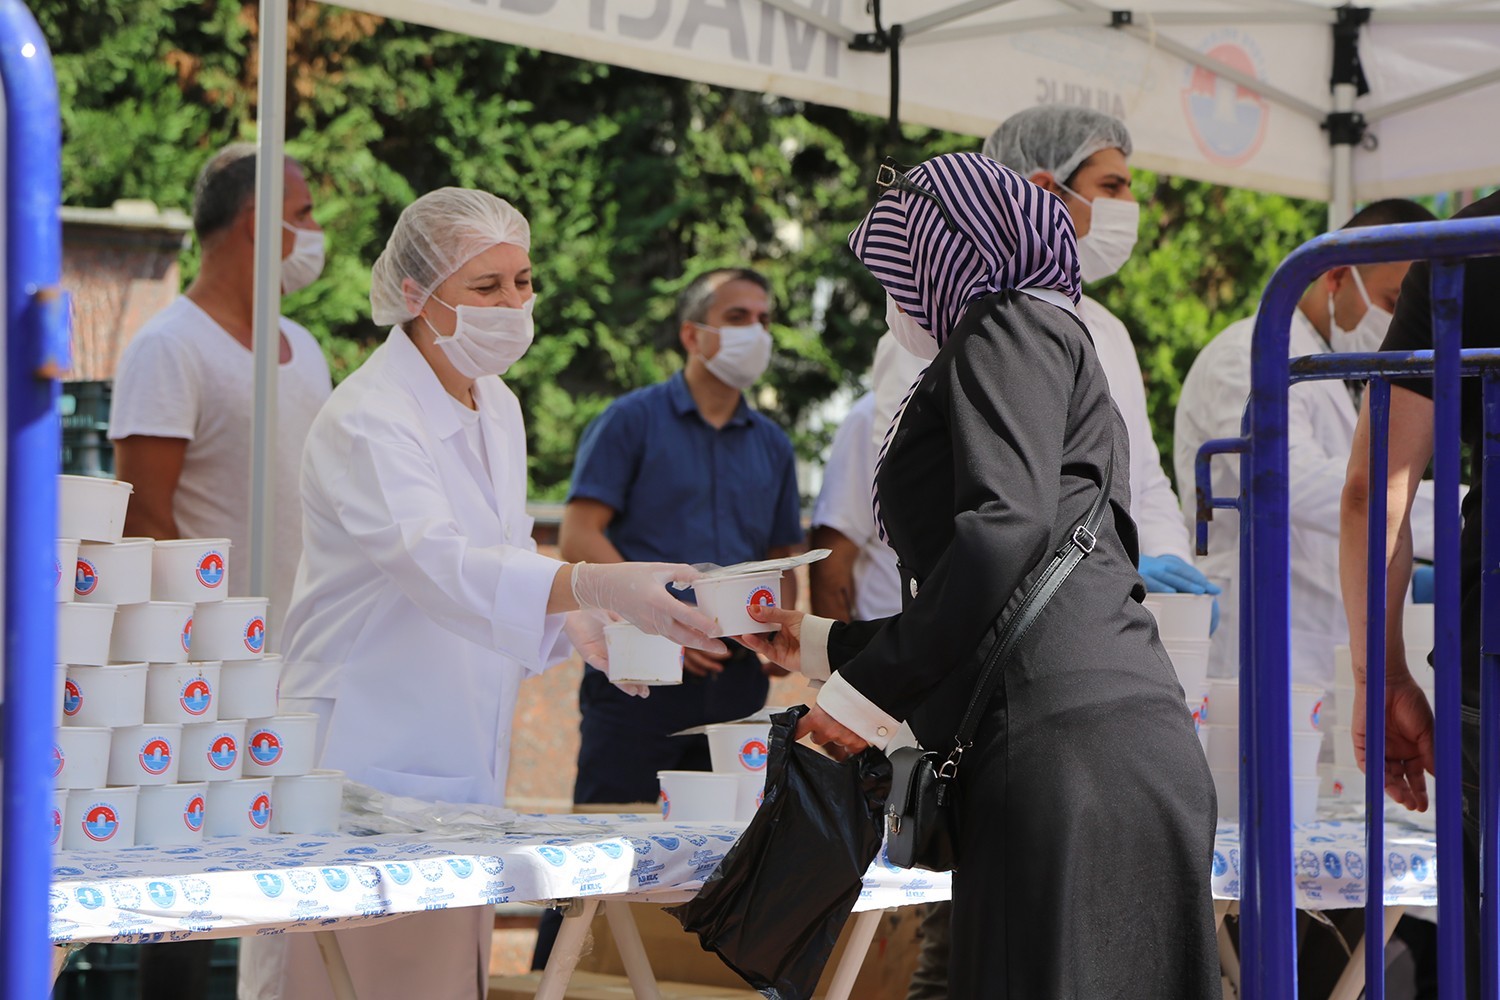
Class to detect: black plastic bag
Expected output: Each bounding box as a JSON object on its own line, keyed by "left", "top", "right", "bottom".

{"left": 667, "top": 704, "right": 892, "bottom": 1000}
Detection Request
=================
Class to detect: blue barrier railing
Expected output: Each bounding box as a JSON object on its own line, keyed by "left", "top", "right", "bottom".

{"left": 0, "top": 3, "right": 66, "bottom": 998}
{"left": 1196, "top": 217, "right": 1500, "bottom": 999}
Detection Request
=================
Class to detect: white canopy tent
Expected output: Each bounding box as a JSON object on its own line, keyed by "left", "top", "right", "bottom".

{"left": 244, "top": 0, "right": 1500, "bottom": 595}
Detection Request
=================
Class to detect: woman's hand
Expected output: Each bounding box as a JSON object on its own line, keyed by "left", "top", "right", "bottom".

{"left": 1351, "top": 672, "right": 1434, "bottom": 811}
{"left": 734, "top": 604, "right": 804, "bottom": 673}
{"left": 562, "top": 611, "right": 648, "bottom": 698}
{"left": 795, "top": 704, "right": 870, "bottom": 762}
{"left": 570, "top": 562, "right": 727, "bottom": 655}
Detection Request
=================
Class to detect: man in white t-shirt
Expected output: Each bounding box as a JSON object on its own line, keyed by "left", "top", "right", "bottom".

{"left": 110, "top": 143, "right": 332, "bottom": 652}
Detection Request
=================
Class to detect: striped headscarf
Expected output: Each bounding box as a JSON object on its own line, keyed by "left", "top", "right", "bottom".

{"left": 849, "top": 152, "right": 1081, "bottom": 347}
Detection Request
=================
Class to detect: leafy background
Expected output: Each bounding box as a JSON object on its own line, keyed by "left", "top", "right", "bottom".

{"left": 42, "top": 0, "right": 1335, "bottom": 500}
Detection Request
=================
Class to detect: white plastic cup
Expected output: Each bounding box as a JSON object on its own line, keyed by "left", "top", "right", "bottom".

{"left": 602, "top": 623, "right": 683, "bottom": 685}
{"left": 705, "top": 722, "right": 773, "bottom": 774}
{"left": 1293, "top": 776, "right": 1321, "bottom": 824}
{"left": 657, "top": 770, "right": 739, "bottom": 821}
{"left": 218, "top": 656, "right": 281, "bottom": 720}
{"left": 63, "top": 662, "right": 147, "bottom": 728}
{"left": 1322, "top": 764, "right": 1367, "bottom": 806}
{"left": 110, "top": 602, "right": 194, "bottom": 664}
{"left": 53, "top": 726, "right": 112, "bottom": 790}
{"left": 1291, "top": 685, "right": 1327, "bottom": 733}
{"left": 1163, "top": 637, "right": 1212, "bottom": 702}
{"left": 58, "top": 475, "right": 133, "bottom": 543}
{"left": 1332, "top": 725, "right": 1359, "bottom": 768}
{"left": 51, "top": 788, "right": 69, "bottom": 849}
{"left": 204, "top": 777, "right": 274, "bottom": 836}
{"left": 136, "top": 782, "right": 208, "bottom": 846}
{"left": 57, "top": 602, "right": 116, "bottom": 666}
{"left": 1211, "top": 767, "right": 1238, "bottom": 822}
{"left": 1205, "top": 678, "right": 1238, "bottom": 727}
{"left": 191, "top": 598, "right": 268, "bottom": 660}
{"left": 56, "top": 538, "right": 79, "bottom": 603}
{"left": 151, "top": 538, "right": 230, "bottom": 604}
{"left": 691, "top": 572, "right": 782, "bottom": 636}
{"left": 107, "top": 723, "right": 183, "bottom": 786}
{"left": 179, "top": 718, "right": 247, "bottom": 782}
{"left": 63, "top": 786, "right": 139, "bottom": 850}
{"left": 1291, "top": 731, "right": 1325, "bottom": 778}
{"left": 272, "top": 769, "right": 344, "bottom": 834}
{"left": 74, "top": 538, "right": 154, "bottom": 606}
{"left": 1143, "top": 593, "right": 1215, "bottom": 641}
{"left": 1202, "top": 723, "right": 1239, "bottom": 771}
{"left": 733, "top": 772, "right": 764, "bottom": 822}
{"left": 243, "top": 713, "right": 318, "bottom": 777}
{"left": 145, "top": 661, "right": 222, "bottom": 724}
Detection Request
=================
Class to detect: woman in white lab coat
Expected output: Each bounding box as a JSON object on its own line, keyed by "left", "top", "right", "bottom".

{"left": 239, "top": 189, "right": 724, "bottom": 1000}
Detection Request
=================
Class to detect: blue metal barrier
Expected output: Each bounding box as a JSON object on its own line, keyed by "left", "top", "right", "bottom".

{"left": 0, "top": 3, "right": 66, "bottom": 998}
{"left": 1196, "top": 217, "right": 1500, "bottom": 999}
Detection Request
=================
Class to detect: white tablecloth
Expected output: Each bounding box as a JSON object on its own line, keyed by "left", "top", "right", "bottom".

{"left": 47, "top": 816, "right": 1433, "bottom": 946}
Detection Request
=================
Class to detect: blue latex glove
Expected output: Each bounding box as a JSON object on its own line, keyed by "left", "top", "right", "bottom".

{"left": 1412, "top": 564, "right": 1435, "bottom": 604}
{"left": 1138, "top": 553, "right": 1222, "bottom": 596}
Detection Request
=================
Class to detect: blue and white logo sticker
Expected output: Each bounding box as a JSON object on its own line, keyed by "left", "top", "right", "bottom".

{"left": 248, "top": 729, "right": 283, "bottom": 767}
{"left": 180, "top": 677, "right": 213, "bottom": 716}
{"left": 74, "top": 558, "right": 99, "bottom": 596}
{"left": 63, "top": 678, "right": 82, "bottom": 717}
{"left": 196, "top": 551, "right": 226, "bottom": 589}
{"left": 147, "top": 881, "right": 177, "bottom": 908}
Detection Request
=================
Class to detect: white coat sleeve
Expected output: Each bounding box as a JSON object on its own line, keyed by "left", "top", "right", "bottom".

{"left": 1285, "top": 386, "right": 1353, "bottom": 538}
{"left": 327, "top": 426, "right": 564, "bottom": 672}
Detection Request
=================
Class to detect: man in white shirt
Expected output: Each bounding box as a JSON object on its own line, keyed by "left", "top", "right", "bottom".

{"left": 110, "top": 143, "right": 332, "bottom": 647}
{"left": 1174, "top": 198, "right": 1437, "bottom": 689}
{"left": 984, "top": 106, "right": 1216, "bottom": 599}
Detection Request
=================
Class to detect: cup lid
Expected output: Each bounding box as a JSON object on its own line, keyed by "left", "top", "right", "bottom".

{"left": 691, "top": 548, "right": 831, "bottom": 581}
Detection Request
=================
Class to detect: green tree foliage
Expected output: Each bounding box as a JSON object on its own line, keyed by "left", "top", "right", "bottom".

{"left": 42, "top": 0, "right": 1328, "bottom": 498}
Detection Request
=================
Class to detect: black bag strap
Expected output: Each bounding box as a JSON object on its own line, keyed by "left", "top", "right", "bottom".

{"left": 940, "top": 453, "right": 1114, "bottom": 778}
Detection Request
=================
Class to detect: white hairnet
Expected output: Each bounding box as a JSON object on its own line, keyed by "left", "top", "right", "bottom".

{"left": 369, "top": 187, "right": 531, "bottom": 325}
{"left": 981, "top": 106, "right": 1133, "bottom": 187}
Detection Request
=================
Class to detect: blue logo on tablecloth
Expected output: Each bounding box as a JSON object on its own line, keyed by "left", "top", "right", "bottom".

{"left": 83, "top": 804, "right": 120, "bottom": 842}
{"left": 321, "top": 868, "right": 350, "bottom": 891}
{"left": 74, "top": 558, "right": 99, "bottom": 596}
{"left": 598, "top": 842, "right": 624, "bottom": 860}
{"left": 739, "top": 738, "right": 769, "bottom": 771}
{"left": 537, "top": 847, "right": 568, "bottom": 867}
{"left": 354, "top": 867, "right": 382, "bottom": 888}
{"left": 417, "top": 861, "right": 446, "bottom": 882}
{"left": 180, "top": 678, "right": 212, "bottom": 716}
{"left": 196, "top": 551, "right": 226, "bottom": 588}
{"left": 480, "top": 857, "right": 505, "bottom": 875}
{"left": 1345, "top": 852, "right": 1365, "bottom": 881}
{"left": 288, "top": 871, "right": 318, "bottom": 894}
{"left": 1389, "top": 853, "right": 1409, "bottom": 880}
{"left": 1323, "top": 852, "right": 1343, "bottom": 879}
{"left": 139, "top": 738, "right": 173, "bottom": 776}
{"left": 54, "top": 866, "right": 84, "bottom": 877}
{"left": 1298, "top": 850, "right": 1320, "bottom": 878}
{"left": 147, "top": 881, "right": 177, "bottom": 907}
{"left": 650, "top": 836, "right": 680, "bottom": 852}
{"left": 1211, "top": 851, "right": 1229, "bottom": 877}
{"left": 75, "top": 886, "right": 105, "bottom": 909}
{"left": 49, "top": 889, "right": 68, "bottom": 914}
{"left": 209, "top": 735, "right": 238, "bottom": 771}
{"left": 446, "top": 859, "right": 473, "bottom": 878}
{"left": 255, "top": 874, "right": 285, "bottom": 898}
{"left": 63, "top": 679, "right": 82, "bottom": 717}
{"left": 627, "top": 838, "right": 653, "bottom": 856}
{"left": 248, "top": 729, "right": 283, "bottom": 766}
{"left": 683, "top": 833, "right": 708, "bottom": 847}
{"left": 385, "top": 864, "right": 412, "bottom": 885}
{"left": 570, "top": 845, "right": 595, "bottom": 863}
{"left": 1411, "top": 854, "right": 1429, "bottom": 881}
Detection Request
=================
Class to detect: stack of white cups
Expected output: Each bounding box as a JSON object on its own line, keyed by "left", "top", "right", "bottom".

{"left": 1142, "top": 593, "right": 1214, "bottom": 734}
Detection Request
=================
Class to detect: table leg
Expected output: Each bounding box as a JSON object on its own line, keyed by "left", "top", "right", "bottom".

{"left": 822, "top": 910, "right": 883, "bottom": 1000}
{"left": 1327, "top": 905, "right": 1405, "bottom": 1000}
{"left": 602, "top": 901, "right": 661, "bottom": 1000}
{"left": 1214, "top": 899, "right": 1233, "bottom": 931}
{"left": 314, "top": 930, "right": 359, "bottom": 1000}
{"left": 534, "top": 898, "right": 601, "bottom": 1000}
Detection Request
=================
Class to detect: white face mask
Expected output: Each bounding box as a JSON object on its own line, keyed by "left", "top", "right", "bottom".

{"left": 1060, "top": 185, "right": 1139, "bottom": 283}
{"left": 1329, "top": 266, "right": 1393, "bottom": 354}
{"left": 281, "top": 222, "right": 325, "bottom": 294}
{"left": 698, "top": 322, "right": 772, "bottom": 389}
{"left": 424, "top": 294, "right": 536, "bottom": 378}
{"left": 885, "top": 295, "right": 939, "bottom": 361}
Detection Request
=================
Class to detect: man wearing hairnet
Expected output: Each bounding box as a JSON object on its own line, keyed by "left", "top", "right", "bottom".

{"left": 240, "top": 188, "right": 725, "bottom": 1000}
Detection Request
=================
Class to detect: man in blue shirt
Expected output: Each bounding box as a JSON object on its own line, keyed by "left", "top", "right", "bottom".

{"left": 561, "top": 266, "right": 803, "bottom": 805}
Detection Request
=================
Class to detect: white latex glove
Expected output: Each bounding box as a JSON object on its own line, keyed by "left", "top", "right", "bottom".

{"left": 563, "top": 610, "right": 649, "bottom": 698}
{"left": 570, "top": 562, "right": 727, "bottom": 655}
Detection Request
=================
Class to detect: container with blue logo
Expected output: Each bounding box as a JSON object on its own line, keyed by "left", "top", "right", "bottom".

{"left": 137, "top": 782, "right": 209, "bottom": 846}
{"left": 204, "top": 777, "right": 274, "bottom": 836}
{"left": 152, "top": 537, "right": 230, "bottom": 604}
{"left": 144, "top": 660, "right": 221, "bottom": 724}
{"left": 243, "top": 713, "right": 317, "bottom": 777}
{"left": 705, "top": 721, "right": 773, "bottom": 774}
{"left": 179, "top": 718, "right": 247, "bottom": 782}
{"left": 218, "top": 655, "right": 281, "bottom": 719}
{"left": 55, "top": 537, "right": 79, "bottom": 603}
{"left": 272, "top": 769, "right": 344, "bottom": 834}
{"left": 53, "top": 726, "right": 111, "bottom": 789}
{"left": 110, "top": 601, "right": 194, "bottom": 664}
{"left": 107, "top": 722, "right": 183, "bottom": 786}
{"left": 192, "top": 597, "right": 268, "bottom": 661}
{"left": 62, "top": 786, "right": 139, "bottom": 851}
{"left": 75, "top": 537, "right": 153, "bottom": 605}
{"left": 58, "top": 474, "right": 133, "bottom": 543}
{"left": 62, "top": 662, "right": 147, "bottom": 728}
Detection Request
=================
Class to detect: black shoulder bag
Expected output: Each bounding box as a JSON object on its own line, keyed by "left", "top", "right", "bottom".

{"left": 884, "top": 454, "right": 1113, "bottom": 872}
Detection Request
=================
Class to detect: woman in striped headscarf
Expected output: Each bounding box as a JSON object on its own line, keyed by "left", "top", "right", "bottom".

{"left": 742, "top": 152, "right": 1219, "bottom": 996}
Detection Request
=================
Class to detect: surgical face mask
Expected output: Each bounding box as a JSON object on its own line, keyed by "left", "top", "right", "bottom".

{"left": 885, "top": 295, "right": 938, "bottom": 361}
{"left": 424, "top": 294, "right": 536, "bottom": 378}
{"left": 281, "top": 222, "right": 325, "bottom": 294}
{"left": 1329, "top": 266, "right": 1393, "bottom": 354}
{"left": 698, "top": 322, "right": 772, "bottom": 389}
{"left": 1060, "top": 184, "right": 1139, "bottom": 283}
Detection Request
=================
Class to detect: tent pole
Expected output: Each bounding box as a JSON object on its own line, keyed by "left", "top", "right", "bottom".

{"left": 249, "top": 0, "right": 288, "bottom": 606}
{"left": 1329, "top": 82, "right": 1356, "bottom": 230}
{"left": 1325, "top": 6, "right": 1370, "bottom": 230}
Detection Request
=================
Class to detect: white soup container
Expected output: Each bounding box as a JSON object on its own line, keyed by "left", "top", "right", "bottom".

{"left": 692, "top": 572, "right": 782, "bottom": 637}
{"left": 1291, "top": 685, "right": 1327, "bottom": 733}
{"left": 272, "top": 770, "right": 344, "bottom": 834}
{"left": 63, "top": 662, "right": 147, "bottom": 728}
{"left": 1163, "top": 637, "right": 1211, "bottom": 702}
{"left": 1292, "top": 776, "right": 1321, "bottom": 824}
{"left": 63, "top": 786, "right": 139, "bottom": 850}
{"left": 57, "top": 602, "right": 115, "bottom": 666}
{"left": 218, "top": 655, "right": 281, "bottom": 719}
{"left": 191, "top": 598, "right": 268, "bottom": 660}
{"left": 179, "top": 718, "right": 247, "bottom": 782}
{"left": 603, "top": 623, "right": 683, "bottom": 685}
{"left": 136, "top": 782, "right": 208, "bottom": 846}
{"left": 145, "top": 660, "right": 222, "bottom": 724}
{"left": 107, "top": 723, "right": 183, "bottom": 786}
{"left": 51, "top": 788, "right": 69, "bottom": 849}
{"left": 1205, "top": 678, "right": 1238, "bottom": 727}
{"left": 111, "top": 601, "right": 194, "bottom": 664}
{"left": 205, "top": 777, "right": 274, "bottom": 836}
{"left": 54, "top": 726, "right": 112, "bottom": 790}
{"left": 1201, "top": 723, "right": 1239, "bottom": 771}
{"left": 657, "top": 770, "right": 739, "bottom": 822}
{"left": 734, "top": 772, "right": 764, "bottom": 822}
{"left": 74, "top": 537, "right": 154, "bottom": 606}
{"left": 1143, "top": 592, "right": 1214, "bottom": 641}
{"left": 1332, "top": 725, "right": 1359, "bottom": 768}
{"left": 705, "top": 722, "right": 773, "bottom": 774}
{"left": 56, "top": 538, "right": 79, "bottom": 603}
{"left": 58, "top": 475, "right": 132, "bottom": 543}
{"left": 152, "top": 538, "right": 230, "bottom": 604}
{"left": 243, "top": 713, "right": 318, "bottom": 777}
